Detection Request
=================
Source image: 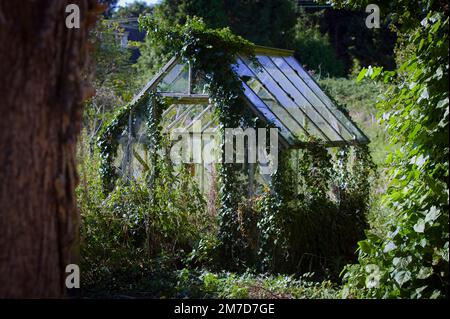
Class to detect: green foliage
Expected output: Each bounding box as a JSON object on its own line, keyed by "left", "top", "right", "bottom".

{"left": 83, "top": 18, "right": 139, "bottom": 158}
{"left": 134, "top": 16, "right": 375, "bottom": 276}
{"left": 341, "top": 12, "right": 449, "bottom": 298}
{"left": 152, "top": 0, "right": 296, "bottom": 47}
{"left": 87, "top": 10, "right": 378, "bottom": 296}
{"left": 255, "top": 143, "right": 373, "bottom": 277}
{"left": 99, "top": 0, "right": 119, "bottom": 18}
{"left": 292, "top": 10, "right": 345, "bottom": 77}
{"left": 89, "top": 19, "right": 136, "bottom": 99}
{"left": 139, "top": 16, "right": 256, "bottom": 266}
{"left": 78, "top": 135, "right": 209, "bottom": 293}
{"left": 318, "top": 77, "right": 389, "bottom": 165}
{"left": 134, "top": 0, "right": 297, "bottom": 86}
{"left": 112, "top": 1, "right": 153, "bottom": 19}
{"left": 97, "top": 99, "right": 136, "bottom": 193}
{"left": 174, "top": 269, "right": 339, "bottom": 299}
{"left": 96, "top": 91, "right": 165, "bottom": 193}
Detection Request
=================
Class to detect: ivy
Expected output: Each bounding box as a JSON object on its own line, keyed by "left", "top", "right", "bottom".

{"left": 97, "top": 90, "right": 166, "bottom": 193}
{"left": 257, "top": 149, "right": 292, "bottom": 272}
{"left": 138, "top": 16, "right": 257, "bottom": 265}
{"left": 255, "top": 142, "right": 374, "bottom": 275}
{"left": 342, "top": 12, "right": 449, "bottom": 298}
{"left": 97, "top": 100, "right": 138, "bottom": 193}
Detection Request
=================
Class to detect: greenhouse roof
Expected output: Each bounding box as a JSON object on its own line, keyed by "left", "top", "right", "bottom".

{"left": 131, "top": 45, "right": 369, "bottom": 148}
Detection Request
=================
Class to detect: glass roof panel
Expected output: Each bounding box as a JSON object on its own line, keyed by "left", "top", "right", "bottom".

{"left": 259, "top": 55, "right": 350, "bottom": 141}
{"left": 240, "top": 81, "right": 296, "bottom": 144}
{"left": 239, "top": 57, "right": 329, "bottom": 141}
{"left": 161, "top": 104, "right": 218, "bottom": 133}
{"left": 192, "top": 70, "right": 209, "bottom": 95}
{"left": 282, "top": 56, "right": 366, "bottom": 142}
{"left": 236, "top": 59, "right": 309, "bottom": 138}
{"left": 145, "top": 52, "right": 368, "bottom": 147}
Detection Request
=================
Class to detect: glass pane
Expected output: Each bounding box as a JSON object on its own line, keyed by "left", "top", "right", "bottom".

{"left": 170, "top": 105, "right": 205, "bottom": 129}
{"left": 161, "top": 104, "right": 215, "bottom": 133}
{"left": 157, "top": 63, "right": 189, "bottom": 93}
{"left": 283, "top": 56, "right": 366, "bottom": 142}
{"left": 259, "top": 55, "right": 349, "bottom": 141}
{"left": 270, "top": 56, "right": 355, "bottom": 141}
{"left": 240, "top": 81, "right": 296, "bottom": 144}
{"left": 239, "top": 57, "right": 325, "bottom": 141}
{"left": 113, "top": 116, "right": 151, "bottom": 180}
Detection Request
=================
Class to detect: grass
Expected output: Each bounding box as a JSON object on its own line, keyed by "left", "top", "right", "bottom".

{"left": 318, "top": 77, "right": 389, "bottom": 166}
{"left": 81, "top": 267, "right": 340, "bottom": 299}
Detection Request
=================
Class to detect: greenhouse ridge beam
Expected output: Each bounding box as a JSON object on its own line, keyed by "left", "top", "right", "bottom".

{"left": 253, "top": 45, "right": 294, "bottom": 57}
{"left": 275, "top": 55, "right": 356, "bottom": 140}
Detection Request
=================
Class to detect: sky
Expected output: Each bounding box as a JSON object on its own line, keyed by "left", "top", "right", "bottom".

{"left": 117, "top": 0, "right": 161, "bottom": 7}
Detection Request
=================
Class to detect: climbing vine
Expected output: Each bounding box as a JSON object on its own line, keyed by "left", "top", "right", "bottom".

{"left": 97, "top": 99, "right": 139, "bottom": 193}
{"left": 138, "top": 16, "right": 258, "bottom": 265}
{"left": 97, "top": 91, "right": 166, "bottom": 193}
{"left": 255, "top": 141, "right": 374, "bottom": 275}
{"left": 342, "top": 12, "right": 449, "bottom": 299}
{"left": 256, "top": 149, "right": 292, "bottom": 272}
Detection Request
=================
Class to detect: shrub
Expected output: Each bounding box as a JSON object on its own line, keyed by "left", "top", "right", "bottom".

{"left": 77, "top": 136, "right": 212, "bottom": 293}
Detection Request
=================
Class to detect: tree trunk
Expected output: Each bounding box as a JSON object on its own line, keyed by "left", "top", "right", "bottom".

{"left": 0, "top": 0, "right": 99, "bottom": 298}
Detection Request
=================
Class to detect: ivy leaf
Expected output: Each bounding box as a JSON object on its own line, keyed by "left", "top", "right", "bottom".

{"left": 417, "top": 267, "right": 433, "bottom": 279}
{"left": 371, "top": 67, "right": 383, "bottom": 79}
{"left": 424, "top": 206, "right": 440, "bottom": 223}
{"left": 384, "top": 241, "right": 397, "bottom": 253}
{"left": 393, "top": 256, "right": 412, "bottom": 268}
{"left": 412, "top": 286, "right": 428, "bottom": 298}
{"left": 436, "top": 97, "right": 449, "bottom": 109}
{"left": 418, "top": 87, "right": 429, "bottom": 102}
{"left": 430, "top": 290, "right": 441, "bottom": 299}
{"left": 358, "top": 240, "right": 372, "bottom": 254}
{"left": 440, "top": 242, "right": 449, "bottom": 262}
{"left": 394, "top": 270, "right": 411, "bottom": 287}
{"left": 356, "top": 68, "right": 367, "bottom": 82}
{"left": 410, "top": 154, "right": 427, "bottom": 168}
{"left": 413, "top": 219, "right": 426, "bottom": 233}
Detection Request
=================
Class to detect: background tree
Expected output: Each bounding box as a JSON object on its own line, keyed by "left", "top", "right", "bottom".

{"left": 113, "top": 0, "right": 154, "bottom": 19}
{"left": 134, "top": 0, "right": 297, "bottom": 85}
{"left": 291, "top": 8, "right": 346, "bottom": 77}
{"left": 0, "top": 0, "right": 99, "bottom": 297}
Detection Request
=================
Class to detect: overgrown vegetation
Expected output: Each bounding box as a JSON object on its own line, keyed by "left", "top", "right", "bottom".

{"left": 341, "top": 11, "right": 449, "bottom": 299}
{"left": 76, "top": 0, "right": 448, "bottom": 299}
{"left": 78, "top": 13, "right": 374, "bottom": 297}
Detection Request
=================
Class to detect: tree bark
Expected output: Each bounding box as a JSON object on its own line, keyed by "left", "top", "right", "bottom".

{"left": 0, "top": 0, "right": 98, "bottom": 298}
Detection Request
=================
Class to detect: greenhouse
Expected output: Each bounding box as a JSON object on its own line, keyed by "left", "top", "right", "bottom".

{"left": 110, "top": 45, "right": 369, "bottom": 192}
